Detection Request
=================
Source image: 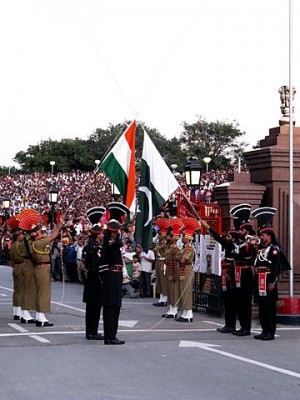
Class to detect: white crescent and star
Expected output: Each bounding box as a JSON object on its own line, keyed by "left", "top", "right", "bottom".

{"left": 138, "top": 186, "right": 153, "bottom": 226}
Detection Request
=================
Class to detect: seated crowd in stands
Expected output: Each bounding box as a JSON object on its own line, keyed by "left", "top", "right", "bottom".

{"left": 0, "top": 165, "right": 247, "bottom": 271}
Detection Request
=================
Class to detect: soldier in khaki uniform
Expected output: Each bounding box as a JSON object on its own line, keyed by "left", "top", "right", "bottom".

{"left": 8, "top": 212, "right": 38, "bottom": 324}
{"left": 19, "top": 212, "right": 64, "bottom": 327}
{"left": 162, "top": 218, "right": 185, "bottom": 319}
{"left": 7, "top": 216, "right": 25, "bottom": 321}
{"left": 153, "top": 218, "right": 170, "bottom": 307}
{"left": 175, "top": 218, "right": 200, "bottom": 322}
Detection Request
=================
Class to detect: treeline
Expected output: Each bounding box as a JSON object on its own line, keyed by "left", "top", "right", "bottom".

{"left": 0, "top": 117, "right": 248, "bottom": 175}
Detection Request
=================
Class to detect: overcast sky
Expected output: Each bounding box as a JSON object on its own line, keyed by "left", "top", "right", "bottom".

{"left": 0, "top": 0, "right": 299, "bottom": 168}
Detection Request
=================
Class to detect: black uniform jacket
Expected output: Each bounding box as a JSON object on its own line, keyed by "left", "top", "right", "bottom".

{"left": 100, "top": 231, "right": 124, "bottom": 307}
{"left": 82, "top": 239, "right": 105, "bottom": 305}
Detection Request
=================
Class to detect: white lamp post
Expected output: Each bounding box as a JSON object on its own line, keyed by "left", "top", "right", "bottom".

{"left": 203, "top": 157, "right": 212, "bottom": 173}
{"left": 50, "top": 161, "right": 55, "bottom": 175}
{"left": 95, "top": 159, "right": 100, "bottom": 172}
{"left": 170, "top": 163, "right": 178, "bottom": 175}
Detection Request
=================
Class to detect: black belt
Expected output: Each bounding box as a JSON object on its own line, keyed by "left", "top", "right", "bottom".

{"left": 35, "top": 261, "right": 51, "bottom": 266}
{"left": 109, "top": 265, "right": 123, "bottom": 272}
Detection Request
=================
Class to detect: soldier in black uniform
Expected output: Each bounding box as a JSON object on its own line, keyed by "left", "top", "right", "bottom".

{"left": 252, "top": 207, "right": 291, "bottom": 341}
{"left": 230, "top": 204, "right": 257, "bottom": 337}
{"left": 82, "top": 207, "right": 106, "bottom": 340}
{"left": 101, "top": 202, "right": 129, "bottom": 345}
{"left": 200, "top": 218, "right": 239, "bottom": 333}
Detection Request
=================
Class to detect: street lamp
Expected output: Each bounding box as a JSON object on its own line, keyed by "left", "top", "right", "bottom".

{"left": 2, "top": 195, "right": 10, "bottom": 231}
{"left": 184, "top": 157, "right": 202, "bottom": 188}
{"left": 95, "top": 159, "right": 100, "bottom": 171}
{"left": 50, "top": 161, "right": 55, "bottom": 175}
{"left": 203, "top": 157, "right": 212, "bottom": 173}
{"left": 170, "top": 163, "right": 178, "bottom": 175}
{"left": 49, "top": 186, "right": 59, "bottom": 229}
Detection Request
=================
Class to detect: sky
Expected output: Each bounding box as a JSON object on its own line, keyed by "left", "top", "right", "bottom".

{"left": 0, "top": 0, "right": 299, "bottom": 168}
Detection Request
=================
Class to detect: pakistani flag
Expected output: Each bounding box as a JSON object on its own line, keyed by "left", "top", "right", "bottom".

{"left": 135, "top": 130, "right": 179, "bottom": 252}
{"left": 99, "top": 121, "right": 136, "bottom": 216}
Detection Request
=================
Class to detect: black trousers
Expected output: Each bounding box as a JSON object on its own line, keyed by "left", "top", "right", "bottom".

{"left": 141, "top": 271, "right": 152, "bottom": 297}
{"left": 103, "top": 305, "right": 121, "bottom": 340}
{"left": 236, "top": 269, "right": 253, "bottom": 331}
{"left": 222, "top": 288, "right": 237, "bottom": 329}
{"left": 257, "top": 289, "right": 277, "bottom": 336}
{"left": 85, "top": 303, "right": 102, "bottom": 335}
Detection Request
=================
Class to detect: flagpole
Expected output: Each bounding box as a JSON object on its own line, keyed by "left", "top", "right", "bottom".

{"left": 178, "top": 187, "right": 203, "bottom": 222}
{"left": 288, "top": 0, "right": 294, "bottom": 297}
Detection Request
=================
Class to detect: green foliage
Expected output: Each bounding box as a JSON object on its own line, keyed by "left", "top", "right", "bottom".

{"left": 0, "top": 166, "right": 19, "bottom": 175}
{"left": 180, "top": 116, "right": 248, "bottom": 170}
{"left": 7, "top": 117, "right": 248, "bottom": 174}
{"left": 13, "top": 138, "right": 93, "bottom": 173}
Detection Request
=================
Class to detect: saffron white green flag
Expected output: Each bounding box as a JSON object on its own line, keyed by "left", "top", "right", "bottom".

{"left": 135, "top": 130, "right": 179, "bottom": 252}
{"left": 99, "top": 121, "right": 136, "bottom": 216}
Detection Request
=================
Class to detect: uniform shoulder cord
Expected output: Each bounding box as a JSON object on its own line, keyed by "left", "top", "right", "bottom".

{"left": 23, "top": 236, "right": 37, "bottom": 265}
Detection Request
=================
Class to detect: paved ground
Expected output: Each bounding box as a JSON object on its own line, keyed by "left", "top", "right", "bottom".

{"left": 1, "top": 265, "right": 300, "bottom": 400}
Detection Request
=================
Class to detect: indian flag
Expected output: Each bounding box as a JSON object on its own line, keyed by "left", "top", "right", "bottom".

{"left": 99, "top": 121, "right": 136, "bottom": 216}
{"left": 135, "top": 130, "right": 179, "bottom": 251}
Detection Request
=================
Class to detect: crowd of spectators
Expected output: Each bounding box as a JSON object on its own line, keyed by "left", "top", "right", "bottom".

{"left": 0, "top": 164, "right": 248, "bottom": 270}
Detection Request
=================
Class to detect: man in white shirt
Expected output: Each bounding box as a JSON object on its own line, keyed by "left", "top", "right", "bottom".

{"left": 140, "top": 246, "right": 155, "bottom": 298}
{"left": 75, "top": 238, "right": 85, "bottom": 283}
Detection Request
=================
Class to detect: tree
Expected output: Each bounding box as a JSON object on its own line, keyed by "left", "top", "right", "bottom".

{"left": 179, "top": 116, "right": 248, "bottom": 170}
{"left": 10, "top": 118, "right": 247, "bottom": 174}
{"left": 11, "top": 121, "right": 183, "bottom": 174}
{"left": 13, "top": 138, "right": 92, "bottom": 173}
{"left": 87, "top": 121, "right": 185, "bottom": 171}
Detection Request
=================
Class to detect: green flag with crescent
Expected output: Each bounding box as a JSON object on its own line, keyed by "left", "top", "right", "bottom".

{"left": 135, "top": 130, "right": 179, "bottom": 252}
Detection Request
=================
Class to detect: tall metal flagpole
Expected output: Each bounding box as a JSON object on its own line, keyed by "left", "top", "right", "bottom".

{"left": 289, "top": 0, "right": 294, "bottom": 297}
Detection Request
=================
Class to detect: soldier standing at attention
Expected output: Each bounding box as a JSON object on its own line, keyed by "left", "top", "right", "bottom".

{"left": 153, "top": 218, "right": 170, "bottom": 307}
{"left": 252, "top": 207, "right": 291, "bottom": 341}
{"left": 82, "top": 206, "right": 107, "bottom": 340}
{"left": 101, "top": 202, "right": 130, "bottom": 345}
{"left": 7, "top": 216, "right": 25, "bottom": 321}
{"left": 175, "top": 218, "right": 200, "bottom": 323}
{"left": 162, "top": 218, "right": 185, "bottom": 319}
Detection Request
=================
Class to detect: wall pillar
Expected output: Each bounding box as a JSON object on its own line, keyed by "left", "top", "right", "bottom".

{"left": 244, "top": 125, "right": 300, "bottom": 295}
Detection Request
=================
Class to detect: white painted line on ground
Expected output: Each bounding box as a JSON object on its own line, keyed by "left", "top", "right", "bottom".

{"left": 0, "top": 328, "right": 221, "bottom": 339}
{"left": 8, "top": 322, "right": 52, "bottom": 343}
{"left": 8, "top": 323, "right": 28, "bottom": 333}
{"left": 118, "top": 320, "right": 139, "bottom": 327}
{"left": 202, "top": 321, "right": 222, "bottom": 326}
{"left": 51, "top": 301, "right": 139, "bottom": 327}
{"left": 51, "top": 301, "right": 84, "bottom": 312}
{"left": 29, "top": 335, "right": 50, "bottom": 343}
{"left": 0, "top": 286, "right": 12, "bottom": 292}
{"left": 179, "top": 340, "right": 300, "bottom": 379}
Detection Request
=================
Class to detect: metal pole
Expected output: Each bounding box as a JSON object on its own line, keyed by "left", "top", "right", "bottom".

{"left": 51, "top": 203, "right": 55, "bottom": 230}
{"left": 288, "top": 0, "right": 294, "bottom": 297}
